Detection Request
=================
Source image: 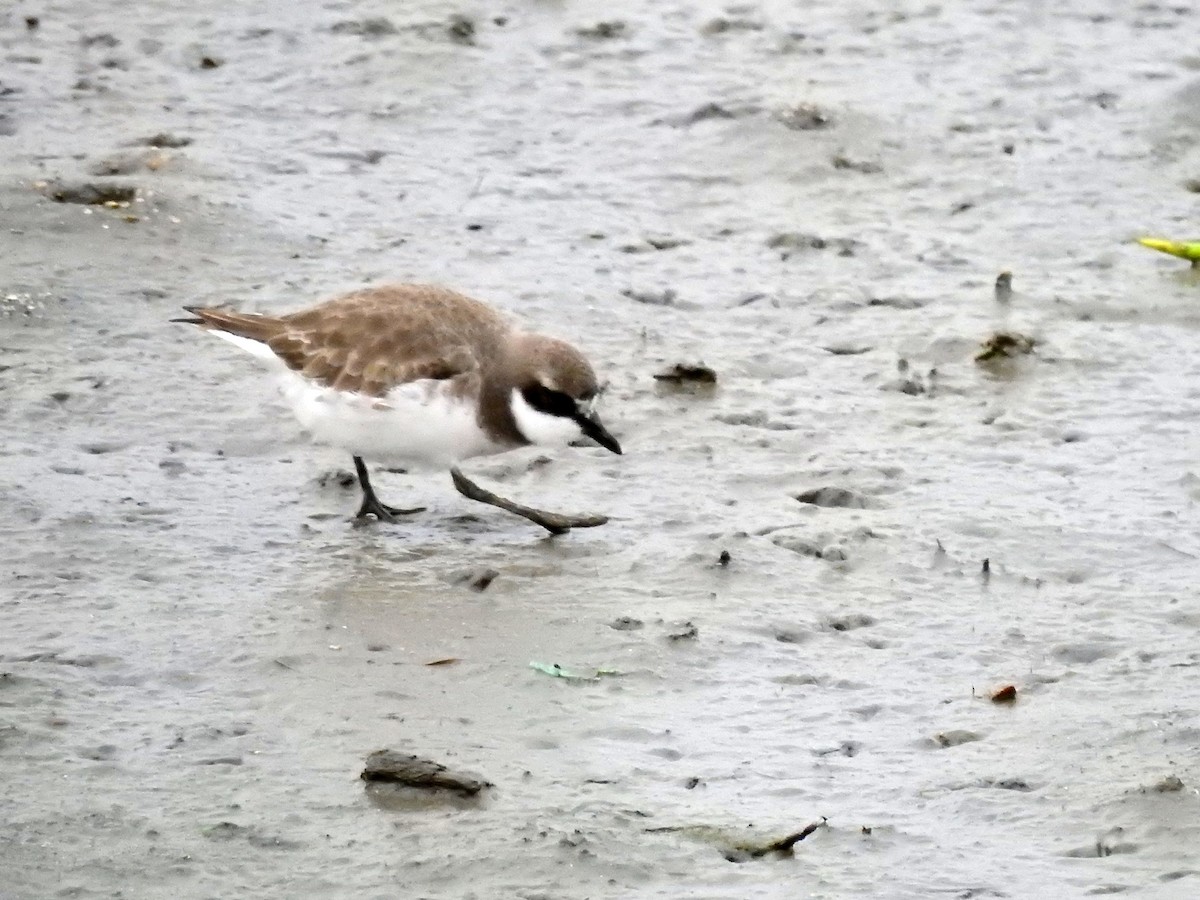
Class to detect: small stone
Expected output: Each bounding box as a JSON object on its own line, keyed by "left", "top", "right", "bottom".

{"left": 653, "top": 363, "right": 717, "bottom": 385}
{"left": 990, "top": 684, "right": 1017, "bottom": 704}
{"left": 1153, "top": 774, "right": 1184, "bottom": 793}
{"left": 361, "top": 750, "right": 491, "bottom": 795}
{"left": 794, "top": 487, "right": 871, "bottom": 509}
{"left": 447, "top": 15, "right": 475, "bottom": 44}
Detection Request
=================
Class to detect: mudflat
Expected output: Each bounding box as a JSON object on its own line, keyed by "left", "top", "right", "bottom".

{"left": 2, "top": 2, "right": 1199, "bottom": 898}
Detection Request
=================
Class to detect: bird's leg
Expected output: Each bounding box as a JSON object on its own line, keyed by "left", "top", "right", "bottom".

{"left": 353, "top": 456, "right": 425, "bottom": 522}
{"left": 449, "top": 467, "right": 608, "bottom": 535}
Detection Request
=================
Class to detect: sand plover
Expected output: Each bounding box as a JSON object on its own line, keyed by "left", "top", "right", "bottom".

{"left": 177, "top": 284, "right": 622, "bottom": 532}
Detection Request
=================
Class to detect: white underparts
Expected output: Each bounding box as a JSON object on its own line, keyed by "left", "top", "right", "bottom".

{"left": 205, "top": 329, "right": 505, "bottom": 467}
{"left": 281, "top": 375, "right": 505, "bottom": 468}
{"left": 510, "top": 388, "right": 584, "bottom": 448}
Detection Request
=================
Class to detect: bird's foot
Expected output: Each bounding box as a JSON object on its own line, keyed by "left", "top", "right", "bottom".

{"left": 449, "top": 467, "right": 609, "bottom": 535}
{"left": 355, "top": 495, "right": 426, "bottom": 524}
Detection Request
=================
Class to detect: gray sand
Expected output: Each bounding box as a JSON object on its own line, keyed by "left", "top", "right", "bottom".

{"left": 2, "top": 1, "right": 1200, "bottom": 897}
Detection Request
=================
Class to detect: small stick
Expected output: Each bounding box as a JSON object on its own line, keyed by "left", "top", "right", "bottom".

{"left": 450, "top": 467, "right": 608, "bottom": 535}
{"left": 754, "top": 818, "right": 828, "bottom": 855}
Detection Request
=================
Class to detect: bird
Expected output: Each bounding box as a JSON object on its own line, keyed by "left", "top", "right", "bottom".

{"left": 176, "top": 284, "right": 622, "bottom": 532}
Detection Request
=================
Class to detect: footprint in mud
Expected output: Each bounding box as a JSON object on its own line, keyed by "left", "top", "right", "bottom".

{"left": 821, "top": 613, "right": 875, "bottom": 632}
{"left": 1051, "top": 642, "right": 1118, "bottom": 665}
{"left": 202, "top": 821, "right": 304, "bottom": 851}
{"left": 928, "top": 730, "right": 983, "bottom": 749}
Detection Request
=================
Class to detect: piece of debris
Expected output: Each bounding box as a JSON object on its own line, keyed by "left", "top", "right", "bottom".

{"left": 822, "top": 343, "right": 873, "bottom": 355}
{"left": 717, "top": 550, "right": 732, "bottom": 567}
{"left": 994, "top": 271, "right": 1013, "bottom": 302}
{"left": 619, "top": 236, "right": 690, "bottom": 253}
{"left": 667, "top": 621, "right": 698, "bottom": 642}
{"left": 1152, "top": 774, "right": 1184, "bottom": 793}
{"left": 776, "top": 103, "right": 832, "bottom": 131}
{"left": 42, "top": 180, "right": 137, "bottom": 205}
{"left": 647, "top": 818, "right": 828, "bottom": 862}
{"left": 316, "top": 469, "right": 356, "bottom": 489}
{"left": 361, "top": 750, "right": 490, "bottom": 795}
{"left": 454, "top": 567, "right": 498, "bottom": 592}
{"left": 424, "top": 657, "right": 460, "bottom": 667}
{"left": 133, "top": 132, "right": 192, "bottom": 148}
{"left": 529, "top": 661, "right": 620, "bottom": 681}
{"left": 975, "top": 331, "right": 1035, "bottom": 363}
{"left": 653, "top": 363, "right": 717, "bottom": 385}
{"left": 1137, "top": 236, "right": 1200, "bottom": 268}
{"left": 655, "top": 102, "right": 763, "bottom": 127}
{"left": 199, "top": 55, "right": 222, "bottom": 70}
{"left": 990, "top": 684, "right": 1017, "bottom": 704}
{"left": 831, "top": 154, "right": 882, "bottom": 174}
{"left": 576, "top": 21, "right": 626, "bottom": 39}
{"left": 794, "top": 487, "right": 871, "bottom": 509}
{"left": 609, "top": 616, "right": 644, "bottom": 631}
{"left": 622, "top": 287, "right": 678, "bottom": 306}
{"left": 867, "top": 295, "right": 929, "bottom": 309}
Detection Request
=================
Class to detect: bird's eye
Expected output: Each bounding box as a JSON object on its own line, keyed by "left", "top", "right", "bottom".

{"left": 522, "top": 384, "right": 577, "bottom": 418}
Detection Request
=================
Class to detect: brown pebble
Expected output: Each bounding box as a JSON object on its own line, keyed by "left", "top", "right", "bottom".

{"left": 991, "top": 684, "right": 1017, "bottom": 704}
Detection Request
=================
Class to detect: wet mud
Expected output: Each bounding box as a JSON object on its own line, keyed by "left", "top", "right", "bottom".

{"left": 3, "top": 1, "right": 1200, "bottom": 898}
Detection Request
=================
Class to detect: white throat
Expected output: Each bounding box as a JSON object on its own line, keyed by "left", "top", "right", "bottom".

{"left": 510, "top": 389, "right": 583, "bottom": 447}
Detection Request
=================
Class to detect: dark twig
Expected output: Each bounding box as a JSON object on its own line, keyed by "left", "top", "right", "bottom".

{"left": 450, "top": 467, "right": 608, "bottom": 534}
{"left": 752, "top": 818, "right": 828, "bottom": 856}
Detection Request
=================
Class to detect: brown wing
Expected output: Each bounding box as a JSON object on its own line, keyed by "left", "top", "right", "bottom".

{"left": 185, "top": 284, "right": 509, "bottom": 398}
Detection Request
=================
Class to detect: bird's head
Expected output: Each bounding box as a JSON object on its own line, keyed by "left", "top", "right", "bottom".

{"left": 508, "top": 335, "right": 622, "bottom": 455}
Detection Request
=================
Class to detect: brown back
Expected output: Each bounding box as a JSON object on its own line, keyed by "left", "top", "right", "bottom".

{"left": 188, "top": 284, "right": 511, "bottom": 397}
